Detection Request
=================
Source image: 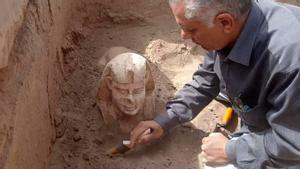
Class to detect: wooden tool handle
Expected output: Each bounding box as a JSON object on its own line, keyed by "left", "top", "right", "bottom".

{"left": 221, "top": 107, "right": 234, "bottom": 126}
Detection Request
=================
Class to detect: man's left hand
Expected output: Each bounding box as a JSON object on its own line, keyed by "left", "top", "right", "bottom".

{"left": 201, "top": 132, "right": 230, "bottom": 165}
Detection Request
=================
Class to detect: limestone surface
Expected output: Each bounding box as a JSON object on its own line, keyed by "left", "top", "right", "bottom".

{"left": 97, "top": 47, "right": 155, "bottom": 132}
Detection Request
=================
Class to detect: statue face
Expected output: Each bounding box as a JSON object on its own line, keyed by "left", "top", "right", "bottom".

{"left": 110, "top": 80, "right": 146, "bottom": 116}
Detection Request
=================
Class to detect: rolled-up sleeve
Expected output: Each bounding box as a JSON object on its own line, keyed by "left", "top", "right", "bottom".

{"left": 154, "top": 53, "right": 220, "bottom": 131}
{"left": 226, "top": 68, "right": 300, "bottom": 168}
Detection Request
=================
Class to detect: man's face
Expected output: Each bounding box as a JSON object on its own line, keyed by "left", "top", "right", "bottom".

{"left": 110, "top": 80, "right": 146, "bottom": 116}
{"left": 171, "top": 4, "right": 228, "bottom": 51}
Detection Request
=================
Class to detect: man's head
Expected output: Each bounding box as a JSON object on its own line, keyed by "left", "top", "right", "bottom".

{"left": 104, "top": 53, "right": 153, "bottom": 116}
{"left": 169, "top": 0, "right": 251, "bottom": 51}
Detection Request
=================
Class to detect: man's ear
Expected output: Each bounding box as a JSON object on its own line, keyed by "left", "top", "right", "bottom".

{"left": 215, "top": 13, "right": 235, "bottom": 34}
{"left": 106, "top": 76, "right": 113, "bottom": 90}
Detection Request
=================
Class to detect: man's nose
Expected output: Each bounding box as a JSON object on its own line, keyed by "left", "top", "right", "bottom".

{"left": 181, "top": 30, "right": 192, "bottom": 39}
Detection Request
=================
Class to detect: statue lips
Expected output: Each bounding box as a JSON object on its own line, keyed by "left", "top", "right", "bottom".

{"left": 123, "top": 105, "right": 136, "bottom": 112}
{"left": 124, "top": 106, "right": 135, "bottom": 111}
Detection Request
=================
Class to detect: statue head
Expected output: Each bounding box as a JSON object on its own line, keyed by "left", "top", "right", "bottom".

{"left": 98, "top": 52, "right": 154, "bottom": 119}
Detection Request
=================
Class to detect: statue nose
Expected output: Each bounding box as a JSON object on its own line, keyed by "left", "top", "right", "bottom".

{"left": 126, "top": 93, "right": 134, "bottom": 103}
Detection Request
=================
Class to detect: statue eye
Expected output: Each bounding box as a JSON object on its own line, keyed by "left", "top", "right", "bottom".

{"left": 133, "top": 88, "right": 144, "bottom": 94}
{"left": 116, "top": 88, "right": 128, "bottom": 95}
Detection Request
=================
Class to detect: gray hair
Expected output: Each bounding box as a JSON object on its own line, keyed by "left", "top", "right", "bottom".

{"left": 169, "top": 0, "right": 251, "bottom": 26}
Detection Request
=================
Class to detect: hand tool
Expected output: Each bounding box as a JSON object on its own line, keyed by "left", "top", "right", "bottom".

{"left": 106, "top": 128, "right": 152, "bottom": 157}
{"left": 213, "top": 107, "right": 234, "bottom": 139}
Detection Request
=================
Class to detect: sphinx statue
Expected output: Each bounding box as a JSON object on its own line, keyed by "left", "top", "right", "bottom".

{"left": 97, "top": 47, "right": 155, "bottom": 133}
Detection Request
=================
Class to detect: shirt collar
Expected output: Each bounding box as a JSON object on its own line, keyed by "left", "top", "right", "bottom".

{"left": 218, "top": 1, "right": 263, "bottom": 66}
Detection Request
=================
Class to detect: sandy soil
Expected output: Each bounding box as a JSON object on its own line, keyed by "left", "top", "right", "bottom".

{"left": 48, "top": 1, "right": 229, "bottom": 169}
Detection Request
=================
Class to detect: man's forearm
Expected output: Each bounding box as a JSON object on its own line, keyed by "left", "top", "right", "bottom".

{"left": 154, "top": 58, "right": 220, "bottom": 131}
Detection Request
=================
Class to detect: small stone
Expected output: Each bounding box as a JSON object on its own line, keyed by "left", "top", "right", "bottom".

{"left": 54, "top": 114, "right": 65, "bottom": 127}
{"left": 73, "top": 127, "right": 79, "bottom": 132}
{"left": 104, "top": 24, "right": 112, "bottom": 28}
{"left": 93, "top": 138, "right": 103, "bottom": 146}
{"left": 56, "top": 127, "right": 66, "bottom": 138}
{"left": 106, "top": 132, "right": 114, "bottom": 138}
{"left": 82, "top": 153, "right": 90, "bottom": 161}
{"left": 73, "top": 134, "right": 82, "bottom": 142}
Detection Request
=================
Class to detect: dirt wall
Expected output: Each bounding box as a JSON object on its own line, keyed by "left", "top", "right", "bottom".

{"left": 0, "top": 0, "right": 28, "bottom": 69}
{"left": 0, "top": 0, "right": 78, "bottom": 169}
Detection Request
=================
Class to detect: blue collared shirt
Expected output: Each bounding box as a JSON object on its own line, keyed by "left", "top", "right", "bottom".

{"left": 155, "top": 0, "right": 300, "bottom": 168}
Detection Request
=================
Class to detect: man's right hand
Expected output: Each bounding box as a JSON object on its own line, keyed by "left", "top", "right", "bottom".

{"left": 129, "top": 120, "right": 164, "bottom": 148}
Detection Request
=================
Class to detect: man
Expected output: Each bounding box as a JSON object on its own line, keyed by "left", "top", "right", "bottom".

{"left": 130, "top": 0, "right": 300, "bottom": 168}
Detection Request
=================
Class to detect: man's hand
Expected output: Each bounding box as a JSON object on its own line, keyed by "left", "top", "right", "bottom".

{"left": 201, "top": 132, "right": 230, "bottom": 166}
{"left": 129, "top": 120, "right": 164, "bottom": 148}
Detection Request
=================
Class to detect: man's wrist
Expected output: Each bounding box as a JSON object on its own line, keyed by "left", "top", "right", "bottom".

{"left": 153, "top": 111, "right": 179, "bottom": 131}
{"left": 225, "top": 139, "right": 237, "bottom": 164}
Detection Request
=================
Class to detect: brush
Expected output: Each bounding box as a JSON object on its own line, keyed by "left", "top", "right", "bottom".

{"left": 106, "top": 128, "right": 152, "bottom": 157}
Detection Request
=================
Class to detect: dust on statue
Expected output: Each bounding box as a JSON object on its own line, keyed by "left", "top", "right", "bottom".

{"left": 97, "top": 47, "right": 155, "bottom": 133}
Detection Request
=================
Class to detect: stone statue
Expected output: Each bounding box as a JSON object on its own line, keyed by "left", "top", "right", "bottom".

{"left": 97, "top": 47, "right": 155, "bottom": 133}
